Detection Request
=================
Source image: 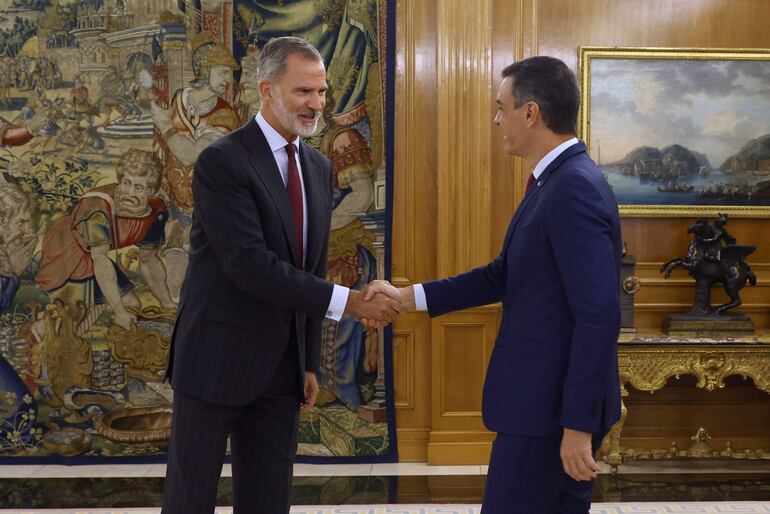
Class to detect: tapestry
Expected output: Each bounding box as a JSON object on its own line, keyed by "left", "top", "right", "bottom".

{"left": 0, "top": 0, "right": 396, "bottom": 462}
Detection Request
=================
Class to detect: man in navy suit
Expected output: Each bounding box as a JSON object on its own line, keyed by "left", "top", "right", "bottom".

{"left": 161, "top": 37, "right": 401, "bottom": 514}
{"left": 368, "top": 56, "right": 622, "bottom": 513}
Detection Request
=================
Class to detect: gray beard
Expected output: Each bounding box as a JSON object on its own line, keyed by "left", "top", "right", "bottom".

{"left": 273, "top": 92, "right": 319, "bottom": 137}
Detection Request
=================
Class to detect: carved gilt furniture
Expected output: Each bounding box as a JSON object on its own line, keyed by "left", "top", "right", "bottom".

{"left": 601, "top": 330, "right": 770, "bottom": 473}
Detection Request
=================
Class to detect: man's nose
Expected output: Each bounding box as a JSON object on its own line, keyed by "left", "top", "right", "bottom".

{"left": 309, "top": 94, "right": 324, "bottom": 112}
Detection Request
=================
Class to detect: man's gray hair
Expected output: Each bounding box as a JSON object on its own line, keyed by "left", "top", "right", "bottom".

{"left": 256, "top": 37, "right": 323, "bottom": 83}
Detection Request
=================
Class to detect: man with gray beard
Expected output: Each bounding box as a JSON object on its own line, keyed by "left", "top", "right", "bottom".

{"left": 161, "top": 37, "right": 401, "bottom": 514}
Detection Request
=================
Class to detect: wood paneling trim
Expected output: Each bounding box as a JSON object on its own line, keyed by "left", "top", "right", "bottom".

{"left": 393, "top": 0, "right": 416, "bottom": 284}
{"left": 431, "top": 309, "right": 499, "bottom": 438}
{"left": 391, "top": 276, "right": 413, "bottom": 287}
{"left": 438, "top": 322, "right": 487, "bottom": 417}
{"left": 516, "top": 0, "right": 539, "bottom": 60}
{"left": 427, "top": 430, "right": 495, "bottom": 465}
{"left": 635, "top": 262, "right": 770, "bottom": 273}
{"left": 638, "top": 279, "right": 770, "bottom": 287}
{"left": 436, "top": 0, "right": 493, "bottom": 276}
{"left": 393, "top": 312, "right": 432, "bottom": 452}
{"left": 396, "top": 428, "right": 431, "bottom": 462}
{"left": 635, "top": 304, "right": 770, "bottom": 312}
{"left": 393, "top": 329, "right": 415, "bottom": 409}
{"left": 392, "top": 0, "right": 438, "bottom": 461}
{"left": 508, "top": 0, "right": 538, "bottom": 208}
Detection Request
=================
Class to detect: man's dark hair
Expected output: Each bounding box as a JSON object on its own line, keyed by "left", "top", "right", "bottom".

{"left": 501, "top": 56, "right": 580, "bottom": 135}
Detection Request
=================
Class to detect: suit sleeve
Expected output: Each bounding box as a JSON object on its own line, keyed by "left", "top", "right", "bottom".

{"left": 304, "top": 158, "right": 334, "bottom": 372}
{"left": 193, "top": 144, "right": 334, "bottom": 318}
{"left": 421, "top": 253, "right": 504, "bottom": 317}
{"left": 546, "top": 172, "right": 620, "bottom": 434}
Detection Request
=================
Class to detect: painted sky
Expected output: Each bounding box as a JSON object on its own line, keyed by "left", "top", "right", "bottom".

{"left": 589, "top": 58, "right": 770, "bottom": 167}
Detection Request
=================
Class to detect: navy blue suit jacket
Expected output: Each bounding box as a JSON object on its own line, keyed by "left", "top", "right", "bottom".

{"left": 423, "top": 142, "right": 622, "bottom": 436}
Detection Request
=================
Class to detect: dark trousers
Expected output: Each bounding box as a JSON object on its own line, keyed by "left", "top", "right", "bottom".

{"left": 162, "top": 343, "right": 301, "bottom": 514}
{"left": 481, "top": 431, "right": 607, "bottom": 514}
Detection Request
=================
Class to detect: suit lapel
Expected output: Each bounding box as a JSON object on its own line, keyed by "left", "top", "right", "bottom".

{"left": 502, "top": 142, "right": 588, "bottom": 252}
{"left": 243, "top": 119, "right": 300, "bottom": 266}
{"left": 501, "top": 178, "right": 542, "bottom": 251}
{"left": 299, "top": 141, "right": 323, "bottom": 270}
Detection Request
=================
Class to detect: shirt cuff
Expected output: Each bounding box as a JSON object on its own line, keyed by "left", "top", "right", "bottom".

{"left": 325, "top": 284, "right": 350, "bottom": 321}
{"left": 413, "top": 284, "right": 428, "bottom": 311}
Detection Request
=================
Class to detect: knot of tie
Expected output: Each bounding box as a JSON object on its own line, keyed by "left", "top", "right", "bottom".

{"left": 526, "top": 173, "right": 536, "bottom": 192}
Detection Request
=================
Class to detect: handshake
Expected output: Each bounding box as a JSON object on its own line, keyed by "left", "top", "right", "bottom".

{"left": 344, "top": 280, "right": 415, "bottom": 328}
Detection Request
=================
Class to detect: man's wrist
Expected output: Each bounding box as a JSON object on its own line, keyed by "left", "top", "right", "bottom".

{"left": 343, "top": 289, "right": 360, "bottom": 316}
{"left": 412, "top": 284, "right": 428, "bottom": 311}
{"left": 327, "top": 284, "right": 350, "bottom": 320}
{"left": 399, "top": 286, "right": 416, "bottom": 310}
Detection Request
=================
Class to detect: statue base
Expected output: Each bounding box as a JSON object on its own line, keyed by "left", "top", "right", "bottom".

{"left": 662, "top": 312, "right": 755, "bottom": 335}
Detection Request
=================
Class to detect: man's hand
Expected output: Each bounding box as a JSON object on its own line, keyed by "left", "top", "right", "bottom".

{"left": 301, "top": 372, "right": 319, "bottom": 411}
{"left": 345, "top": 289, "right": 402, "bottom": 327}
{"left": 359, "top": 280, "right": 415, "bottom": 327}
{"left": 560, "top": 428, "right": 599, "bottom": 481}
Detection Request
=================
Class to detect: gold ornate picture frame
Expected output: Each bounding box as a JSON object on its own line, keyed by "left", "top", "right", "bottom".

{"left": 578, "top": 47, "right": 770, "bottom": 218}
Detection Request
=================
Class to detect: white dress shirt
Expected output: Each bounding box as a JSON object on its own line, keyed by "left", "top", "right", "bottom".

{"left": 255, "top": 112, "right": 349, "bottom": 321}
{"left": 412, "top": 137, "right": 580, "bottom": 311}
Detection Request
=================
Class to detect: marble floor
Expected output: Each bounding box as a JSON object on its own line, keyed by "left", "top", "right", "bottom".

{"left": 2, "top": 460, "right": 770, "bottom": 479}
{"left": 0, "top": 462, "right": 769, "bottom": 508}
{"left": 4, "top": 505, "right": 770, "bottom": 514}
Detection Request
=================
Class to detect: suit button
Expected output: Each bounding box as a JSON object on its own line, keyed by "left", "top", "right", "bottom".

{"left": 285, "top": 317, "right": 291, "bottom": 326}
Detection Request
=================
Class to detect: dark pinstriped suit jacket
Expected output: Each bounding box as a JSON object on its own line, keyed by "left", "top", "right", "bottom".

{"left": 166, "top": 118, "right": 335, "bottom": 407}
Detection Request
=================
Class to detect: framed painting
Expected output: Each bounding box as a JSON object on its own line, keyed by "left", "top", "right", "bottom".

{"left": 579, "top": 47, "right": 770, "bottom": 217}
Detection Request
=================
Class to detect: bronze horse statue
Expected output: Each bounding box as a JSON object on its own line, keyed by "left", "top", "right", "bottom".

{"left": 660, "top": 217, "right": 756, "bottom": 316}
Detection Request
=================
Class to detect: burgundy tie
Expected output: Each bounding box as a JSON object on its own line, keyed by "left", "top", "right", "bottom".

{"left": 285, "top": 143, "right": 303, "bottom": 269}
{"left": 526, "top": 173, "right": 536, "bottom": 192}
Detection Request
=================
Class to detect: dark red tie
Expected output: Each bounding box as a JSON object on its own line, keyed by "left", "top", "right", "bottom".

{"left": 526, "top": 173, "right": 536, "bottom": 192}
{"left": 285, "top": 143, "right": 303, "bottom": 268}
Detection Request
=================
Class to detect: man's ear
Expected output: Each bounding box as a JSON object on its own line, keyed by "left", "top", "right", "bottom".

{"left": 258, "top": 80, "right": 272, "bottom": 100}
{"left": 524, "top": 101, "right": 540, "bottom": 127}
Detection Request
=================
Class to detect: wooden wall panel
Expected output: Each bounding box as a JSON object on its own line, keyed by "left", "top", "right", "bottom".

{"left": 439, "top": 326, "right": 485, "bottom": 415}
{"left": 393, "top": 0, "right": 770, "bottom": 463}
{"left": 391, "top": 0, "right": 437, "bottom": 461}
{"left": 427, "top": 308, "right": 499, "bottom": 463}
{"left": 392, "top": 0, "right": 437, "bottom": 287}
{"left": 392, "top": 314, "right": 432, "bottom": 461}
{"left": 435, "top": 0, "right": 494, "bottom": 276}
{"left": 393, "top": 329, "right": 415, "bottom": 410}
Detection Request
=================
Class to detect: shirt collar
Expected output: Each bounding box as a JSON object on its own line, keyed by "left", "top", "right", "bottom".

{"left": 532, "top": 137, "right": 579, "bottom": 180}
{"left": 255, "top": 111, "right": 301, "bottom": 153}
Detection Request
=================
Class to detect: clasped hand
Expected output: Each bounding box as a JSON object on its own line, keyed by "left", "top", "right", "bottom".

{"left": 346, "top": 280, "right": 414, "bottom": 328}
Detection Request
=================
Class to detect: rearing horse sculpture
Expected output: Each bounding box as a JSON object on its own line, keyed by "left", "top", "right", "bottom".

{"left": 660, "top": 217, "right": 756, "bottom": 316}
